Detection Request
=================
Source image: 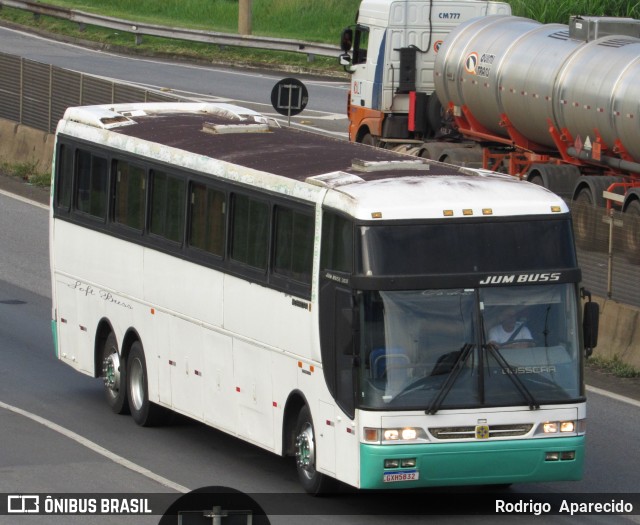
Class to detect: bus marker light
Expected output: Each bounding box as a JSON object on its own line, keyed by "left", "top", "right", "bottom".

{"left": 482, "top": 208, "right": 493, "bottom": 215}
{"left": 551, "top": 206, "right": 562, "bottom": 213}
{"left": 150, "top": 308, "right": 155, "bottom": 315}
{"left": 463, "top": 209, "right": 473, "bottom": 216}
{"left": 364, "top": 428, "right": 379, "bottom": 442}
{"left": 443, "top": 210, "right": 454, "bottom": 216}
{"left": 371, "top": 212, "right": 383, "bottom": 219}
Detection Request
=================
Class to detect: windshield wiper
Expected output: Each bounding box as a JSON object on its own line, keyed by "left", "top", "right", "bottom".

{"left": 484, "top": 343, "right": 540, "bottom": 410}
{"left": 425, "top": 343, "right": 474, "bottom": 415}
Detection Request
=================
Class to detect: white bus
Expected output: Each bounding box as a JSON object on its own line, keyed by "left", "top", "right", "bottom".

{"left": 50, "top": 102, "right": 598, "bottom": 493}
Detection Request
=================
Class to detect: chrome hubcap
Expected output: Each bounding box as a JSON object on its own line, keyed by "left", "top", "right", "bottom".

{"left": 295, "top": 422, "right": 316, "bottom": 478}
{"left": 102, "top": 352, "right": 121, "bottom": 395}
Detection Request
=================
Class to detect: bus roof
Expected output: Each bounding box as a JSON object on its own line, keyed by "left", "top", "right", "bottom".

{"left": 58, "top": 102, "right": 568, "bottom": 221}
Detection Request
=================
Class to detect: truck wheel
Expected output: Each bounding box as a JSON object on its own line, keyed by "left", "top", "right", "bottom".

{"left": 294, "top": 405, "right": 334, "bottom": 495}
{"left": 127, "top": 341, "right": 165, "bottom": 427}
{"left": 359, "top": 133, "right": 377, "bottom": 147}
{"left": 102, "top": 332, "right": 129, "bottom": 415}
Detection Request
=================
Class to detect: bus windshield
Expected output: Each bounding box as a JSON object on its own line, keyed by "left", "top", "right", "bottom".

{"left": 358, "top": 284, "right": 582, "bottom": 411}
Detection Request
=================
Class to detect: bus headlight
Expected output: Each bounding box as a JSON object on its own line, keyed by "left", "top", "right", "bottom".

{"left": 364, "top": 427, "right": 427, "bottom": 443}
{"left": 540, "top": 420, "right": 583, "bottom": 435}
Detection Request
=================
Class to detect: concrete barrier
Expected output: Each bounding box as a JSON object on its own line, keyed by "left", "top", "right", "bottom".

{"left": 594, "top": 295, "right": 640, "bottom": 369}
{"left": 0, "top": 118, "right": 638, "bottom": 371}
{"left": 0, "top": 118, "right": 54, "bottom": 172}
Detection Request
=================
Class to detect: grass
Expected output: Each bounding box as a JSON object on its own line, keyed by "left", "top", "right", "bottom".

{"left": 509, "top": 0, "right": 640, "bottom": 22}
{"left": 588, "top": 355, "right": 640, "bottom": 379}
{"left": 12, "top": 0, "right": 362, "bottom": 43}
{"left": 1, "top": 161, "right": 51, "bottom": 188}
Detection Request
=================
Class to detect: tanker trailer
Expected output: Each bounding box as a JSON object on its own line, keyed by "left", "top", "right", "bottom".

{"left": 433, "top": 15, "right": 640, "bottom": 257}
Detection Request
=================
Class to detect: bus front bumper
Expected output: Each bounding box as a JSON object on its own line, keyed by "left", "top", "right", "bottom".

{"left": 360, "top": 436, "right": 584, "bottom": 489}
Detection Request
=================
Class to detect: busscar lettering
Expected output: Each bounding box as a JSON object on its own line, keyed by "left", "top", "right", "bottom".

{"left": 502, "top": 365, "right": 557, "bottom": 375}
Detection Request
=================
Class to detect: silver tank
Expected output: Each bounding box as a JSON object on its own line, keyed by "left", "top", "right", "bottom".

{"left": 434, "top": 15, "right": 640, "bottom": 162}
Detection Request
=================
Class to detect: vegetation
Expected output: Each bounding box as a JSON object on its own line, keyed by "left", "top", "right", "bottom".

{"left": 588, "top": 355, "right": 640, "bottom": 379}
{"left": 0, "top": 161, "right": 51, "bottom": 188}
{"left": 510, "top": 0, "right": 640, "bottom": 23}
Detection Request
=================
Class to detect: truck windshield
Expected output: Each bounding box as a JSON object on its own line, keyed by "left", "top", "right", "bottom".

{"left": 357, "top": 284, "right": 582, "bottom": 411}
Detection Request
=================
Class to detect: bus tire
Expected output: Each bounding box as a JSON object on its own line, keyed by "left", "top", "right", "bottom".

{"left": 127, "top": 341, "right": 165, "bottom": 427}
{"left": 294, "top": 405, "right": 334, "bottom": 495}
{"left": 101, "top": 332, "right": 129, "bottom": 415}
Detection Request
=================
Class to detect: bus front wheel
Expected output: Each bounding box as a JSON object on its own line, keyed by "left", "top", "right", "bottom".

{"left": 294, "top": 405, "right": 334, "bottom": 495}
{"left": 102, "top": 332, "right": 129, "bottom": 415}
{"left": 127, "top": 341, "right": 165, "bottom": 427}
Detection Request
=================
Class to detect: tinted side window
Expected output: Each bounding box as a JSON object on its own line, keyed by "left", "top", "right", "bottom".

{"left": 231, "top": 193, "right": 269, "bottom": 270}
{"left": 189, "top": 183, "right": 226, "bottom": 256}
{"left": 150, "top": 170, "right": 186, "bottom": 243}
{"left": 321, "top": 212, "right": 353, "bottom": 273}
{"left": 114, "top": 160, "right": 146, "bottom": 231}
{"left": 274, "top": 206, "right": 314, "bottom": 284}
{"left": 76, "top": 150, "right": 108, "bottom": 220}
{"left": 55, "top": 144, "right": 73, "bottom": 211}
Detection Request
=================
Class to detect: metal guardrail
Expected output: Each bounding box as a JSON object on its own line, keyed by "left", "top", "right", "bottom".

{"left": 0, "top": 0, "right": 341, "bottom": 60}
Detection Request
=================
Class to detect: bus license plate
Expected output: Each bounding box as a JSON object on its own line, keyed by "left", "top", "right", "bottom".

{"left": 383, "top": 470, "right": 419, "bottom": 483}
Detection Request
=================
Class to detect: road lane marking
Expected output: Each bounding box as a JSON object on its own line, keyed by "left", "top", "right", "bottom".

{"left": 0, "top": 400, "right": 190, "bottom": 493}
{"left": 586, "top": 384, "right": 640, "bottom": 408}
{"left": 0, "top": 189, "right": 49, "bottom": 210}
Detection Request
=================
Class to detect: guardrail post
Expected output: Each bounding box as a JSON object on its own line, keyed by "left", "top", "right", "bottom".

{"left": 239, "top": 0, "right": 252, "bottom": 35}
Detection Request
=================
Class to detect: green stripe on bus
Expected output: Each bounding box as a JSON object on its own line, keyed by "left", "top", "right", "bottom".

{"left": 360, "top": 436, "right": 584, "bottom": 489}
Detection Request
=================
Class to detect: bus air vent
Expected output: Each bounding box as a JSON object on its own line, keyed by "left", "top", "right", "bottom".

{"left": 351, "top": 159, "right": 430, "bottom": 172}
{"left": 202, "top": 122, "right": 270, "bottom": 135}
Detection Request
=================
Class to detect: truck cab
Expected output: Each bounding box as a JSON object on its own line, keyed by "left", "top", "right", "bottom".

{"left": 341, "top": 0, "right": 511, "bottom": 145}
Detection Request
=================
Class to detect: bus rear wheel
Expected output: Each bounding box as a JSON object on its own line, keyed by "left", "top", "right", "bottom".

{"left": 294, "top": 405, "right": 334, "bottom": 495}
{"left": 102, "top": 332, "right": 129, "bottom": 415}
{"left": 127, "top": 341, "right": 165, "bottom": 427}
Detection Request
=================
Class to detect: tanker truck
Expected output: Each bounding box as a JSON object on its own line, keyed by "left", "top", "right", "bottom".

{"left": 339, "top": 1, "right": 640, "bottom": 259}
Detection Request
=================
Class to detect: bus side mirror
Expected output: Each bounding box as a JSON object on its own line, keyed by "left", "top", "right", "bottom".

{"left": 340, "top": 27, "right": 353, "bottom": 52}
{"left": 581, "top": 290, "right": 599, "bottom": 357}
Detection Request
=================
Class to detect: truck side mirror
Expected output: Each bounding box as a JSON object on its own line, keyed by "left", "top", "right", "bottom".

{"left": 581, "top": 290, "right": 599, "bottom": 357}
{"left": 340, "top": 27, "right": 354, "bottom": 52}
